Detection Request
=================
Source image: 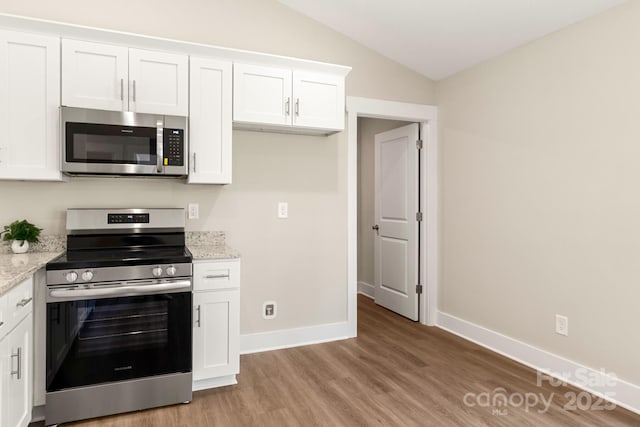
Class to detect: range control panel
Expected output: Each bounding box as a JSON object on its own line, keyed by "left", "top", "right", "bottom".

{"left": 107, "top": 213, "right": 150, "bottom": 224}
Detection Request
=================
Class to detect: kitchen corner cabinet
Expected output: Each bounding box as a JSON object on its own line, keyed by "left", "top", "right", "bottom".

{"left": 0, "top": 30, "right": 61, "bottom": 181}
{"left": 0, "top": 277, "right": 34, "bottom": 427}
{"left": 192, "top": 259, "right": 240, "bottom": 390}
{"left": 62, "top": 39, "right": 188, "bottom": 116}
{"left": 188, "top": 57, "right": 233, "bottom": 184}
{"left": 233, "top": 63, "right": 345, "bottom": 133}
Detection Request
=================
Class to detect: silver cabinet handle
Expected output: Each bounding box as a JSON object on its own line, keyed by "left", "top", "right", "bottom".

{"left": 16, "top": 297, "right": 32, "bottom": 307}
{"left": 193, "top": 152, "right": 197, "bottom": 173}
{"left": 10, "top": 347, "right": 21, "bottom": 380}
{"left": 204, "top": 274, "right": 229, "bottom": 279}
{"left": 295, "top": 98, "right": 300, "bottom": 116}
{"left": 120, "top": 78, "right": 124, "bottom": 101}
{"left": 285, "top": 97, "right": 290, "bottom": 115}
{"left": 196, "top": 305, "right": 201, "bottom": 328}
{"left": 132, "top": 80, "right": 137, "bottom": 102}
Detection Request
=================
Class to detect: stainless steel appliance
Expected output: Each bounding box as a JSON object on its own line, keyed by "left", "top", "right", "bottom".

{"left": 45, "top": 208, "right": 192, "bottom": 426}
{"left": 61, "top": 107, "right": 188, "bottom": 177}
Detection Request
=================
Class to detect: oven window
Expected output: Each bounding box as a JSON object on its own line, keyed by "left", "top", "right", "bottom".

{"left": 46, "top": 292, "right": 191, "bottom": 392}
{"left": 66, "top": 122, "right": 157, "bottom": 165}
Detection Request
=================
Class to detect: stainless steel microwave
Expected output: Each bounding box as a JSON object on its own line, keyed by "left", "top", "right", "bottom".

{"left": 61, "top": 107, "right": 188, "bottom": 177}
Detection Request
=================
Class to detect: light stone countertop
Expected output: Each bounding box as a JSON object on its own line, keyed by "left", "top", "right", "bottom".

{"left": 188, "top": 244, "right": 240, "bottom": 260}
{"left": 0, "top": 252, "right": 62, "bottom": 296}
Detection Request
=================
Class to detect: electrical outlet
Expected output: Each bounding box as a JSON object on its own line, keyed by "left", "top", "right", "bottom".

{"left": 555, "top": 314, "right": 568, "bottom": 336}
{"left": 277, "top": 202, "right": 288, "bottom": 219}
{"left": 188, "top": 203, "right": 199, "bottom": 220}
{"left": 263, "top": 301, "right": 277, "bottom": 319}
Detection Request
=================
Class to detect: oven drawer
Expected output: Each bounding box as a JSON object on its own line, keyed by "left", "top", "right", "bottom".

{"left": 193, "top": 260, "right": 240, "bottom": 291}
{"left": 1, "top": 277, "right": 33, "bottom": 338}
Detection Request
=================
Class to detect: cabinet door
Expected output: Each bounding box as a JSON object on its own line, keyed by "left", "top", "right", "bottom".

{"left": 129, "top": 48, "right": 188, "bottom": 116}
{"left": 233, "top": 63, "right": 292, "bottom": 126}
{"left": 193, "top": 290, "right": 239, "bottom": 381}
{"left": 61, "top": 39, "right": 128, "bottom": 112}
{"left": 0, "top": 30, "right": 61, "bottom": 181}
{"left": 292, "top": 71, "right": 345, "bottom": 131}
{"left": 2, "top": 313, "right": 33, "bottom": 427}
{"left": 188, "top": 58, "right": 233, "bottom": 184}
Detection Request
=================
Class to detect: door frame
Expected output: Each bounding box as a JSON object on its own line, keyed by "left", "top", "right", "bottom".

{"left": 346, "top": 96, "right": 439, "bottom": 334}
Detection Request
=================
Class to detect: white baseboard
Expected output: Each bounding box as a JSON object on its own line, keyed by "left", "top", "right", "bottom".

{"left": 240, "top": 321, "right": 353, "bottom": 355}
{"left": 357, "top": 281, "right": 375, "bottom": 299}
{"left": 437, "top": 311, "right": 640, "bottom": 415}
{"left": 193, "top": 375, "right": 237, "bottom": 392}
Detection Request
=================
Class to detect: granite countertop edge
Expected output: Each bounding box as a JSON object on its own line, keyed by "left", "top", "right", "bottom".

{"left": 0, "top": 251, "right": 62, "bottom": 296}
{"left": 188, "top": 244, "right": 240, "bottom": 260}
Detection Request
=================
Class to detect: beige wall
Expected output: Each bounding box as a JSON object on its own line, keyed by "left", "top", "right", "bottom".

{"left": 0, "top": 0, "right": 435, "bottom": 334}
{"left": 357, "top": 118, "right": 411, "bottom": 286}
{"left": 436, "top": 1, "right": 639, "bottom": 384}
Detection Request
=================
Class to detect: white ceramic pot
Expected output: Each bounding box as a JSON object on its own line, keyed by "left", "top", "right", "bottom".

{"left": 11, "top": 240, "right": 29, "bottom": 254}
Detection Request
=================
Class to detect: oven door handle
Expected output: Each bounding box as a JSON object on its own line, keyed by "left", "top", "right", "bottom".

{"left": 49, "top": 281, "right": 191, "bottom": 299}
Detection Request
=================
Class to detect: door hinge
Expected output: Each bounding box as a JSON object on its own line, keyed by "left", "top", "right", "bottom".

{"left": 416, "top": 284, "right": 423, "bottom": 294}
{"left": 416, "top": 139, "right": 423, "bottom": 150}
{"left": 416, "top": 212, "right": 423, "bottom": 222}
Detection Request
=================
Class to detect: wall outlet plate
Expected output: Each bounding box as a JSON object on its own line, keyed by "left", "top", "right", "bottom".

{"left": 188, "top": 203, "right": 199, "bottom": 220}
{"left": 263, "top": 301, "right": 277, "bottom": 319}
{"left": 277, "top": 202, "right": 288, "bottom": 219}
{"left": 555, "top": 314, "right": 568, "bottom": 336}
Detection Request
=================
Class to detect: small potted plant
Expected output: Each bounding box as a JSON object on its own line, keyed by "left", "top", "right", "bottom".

{"left": 1, "top": 219, "right": 42, "bottom": 254}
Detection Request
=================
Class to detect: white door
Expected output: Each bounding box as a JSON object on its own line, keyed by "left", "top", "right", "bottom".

{"left": 129, "top": 48, "right": 189, "bottom": 116}
{"left": 292, "top": 71, "right": 344, "bottom": 131}
{"left": 374, "top": 123, "right": 420, "bottom": 321}
{"left": 233, "top": 63, "right": 292, "bottom": 126}
{"left": 188, "top": 57, "right": 233, "bottom": 184}
{"left": 61, "top": 39, "right": 128, "bottom": 111}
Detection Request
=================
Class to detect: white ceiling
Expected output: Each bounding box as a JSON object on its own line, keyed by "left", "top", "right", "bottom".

{"left": 278, "top": 0, "right": 626, "bottom": 80}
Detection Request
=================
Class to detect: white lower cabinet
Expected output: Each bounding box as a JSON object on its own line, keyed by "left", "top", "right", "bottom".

{"left": 192, "top": 259, "right": 240, "bottom": 390}
{"left": 0, "top": 278, "right": 34, "bottom": 427}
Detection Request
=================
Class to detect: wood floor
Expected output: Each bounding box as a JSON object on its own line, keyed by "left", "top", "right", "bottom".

{"left": 33, "top": 295, "right": 640, "bottom": 426}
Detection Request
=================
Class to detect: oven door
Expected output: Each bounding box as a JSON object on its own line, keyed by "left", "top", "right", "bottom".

{"left": 45, "top": 280, "right": 192, "bottom": 393}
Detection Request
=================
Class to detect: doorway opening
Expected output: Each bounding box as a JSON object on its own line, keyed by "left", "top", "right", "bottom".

{"left": 346, "top": 97, "right": 439, "bottom": 336}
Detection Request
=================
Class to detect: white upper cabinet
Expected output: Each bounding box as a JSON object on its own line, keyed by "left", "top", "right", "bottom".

{"left": 62, "top": 39, "right": 188, "bottom": 116}
{"left": 129, "top": 48, "right": 188, "bottom": 116}
{"left": 188, "top": 57, "right": 233, "bottom": 184}
{"left": 233, "top": 64, "right": 292, "bottom": 126}
{"left": 233, "top": 63, "right": 345, "bottom": 133}
{"left": 292, "top": 71, "right": 344, "bottom": 131}
{"left": 0, "top": 30, "right": 61, "bottom": 181}
{"left": 61, "top": 40, "right": 128, "bottom": 111}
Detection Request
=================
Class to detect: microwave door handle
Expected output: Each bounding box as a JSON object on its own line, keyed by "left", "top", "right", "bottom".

{"left": 156, "top": 120, "right": 164, "bottom": 173}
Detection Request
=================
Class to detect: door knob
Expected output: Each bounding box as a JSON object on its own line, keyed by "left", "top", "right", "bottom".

{"left": 372, "top": 224, "right": 379, "bottom": 235}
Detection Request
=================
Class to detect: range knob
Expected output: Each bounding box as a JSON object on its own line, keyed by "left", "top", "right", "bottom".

{"left": 65, "top": 271, "right": 78, "bottom": 283}
{"left": 81, "top": 270, "right": 94, "bottom": 282}
{"left": 166, "top": 265, "right": 177, "bottom": 276}
{"left": 152, "top": 266, "right": 163, "bottom": 277}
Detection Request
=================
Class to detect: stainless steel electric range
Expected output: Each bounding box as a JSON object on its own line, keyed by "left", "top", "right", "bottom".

{"left": 44, "top": 208, "right": 192, "bottom": 426}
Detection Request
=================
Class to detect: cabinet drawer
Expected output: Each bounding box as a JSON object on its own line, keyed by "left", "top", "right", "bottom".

{"left": 193, "top": 260, "right": 240, "bottom": 291}
{"left": 2, "top": 277, "right": 33, "bottom": 337}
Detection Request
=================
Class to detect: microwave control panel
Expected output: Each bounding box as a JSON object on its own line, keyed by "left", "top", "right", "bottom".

{"left": 163, "top": 128, "right": 184, "bottom": 166}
